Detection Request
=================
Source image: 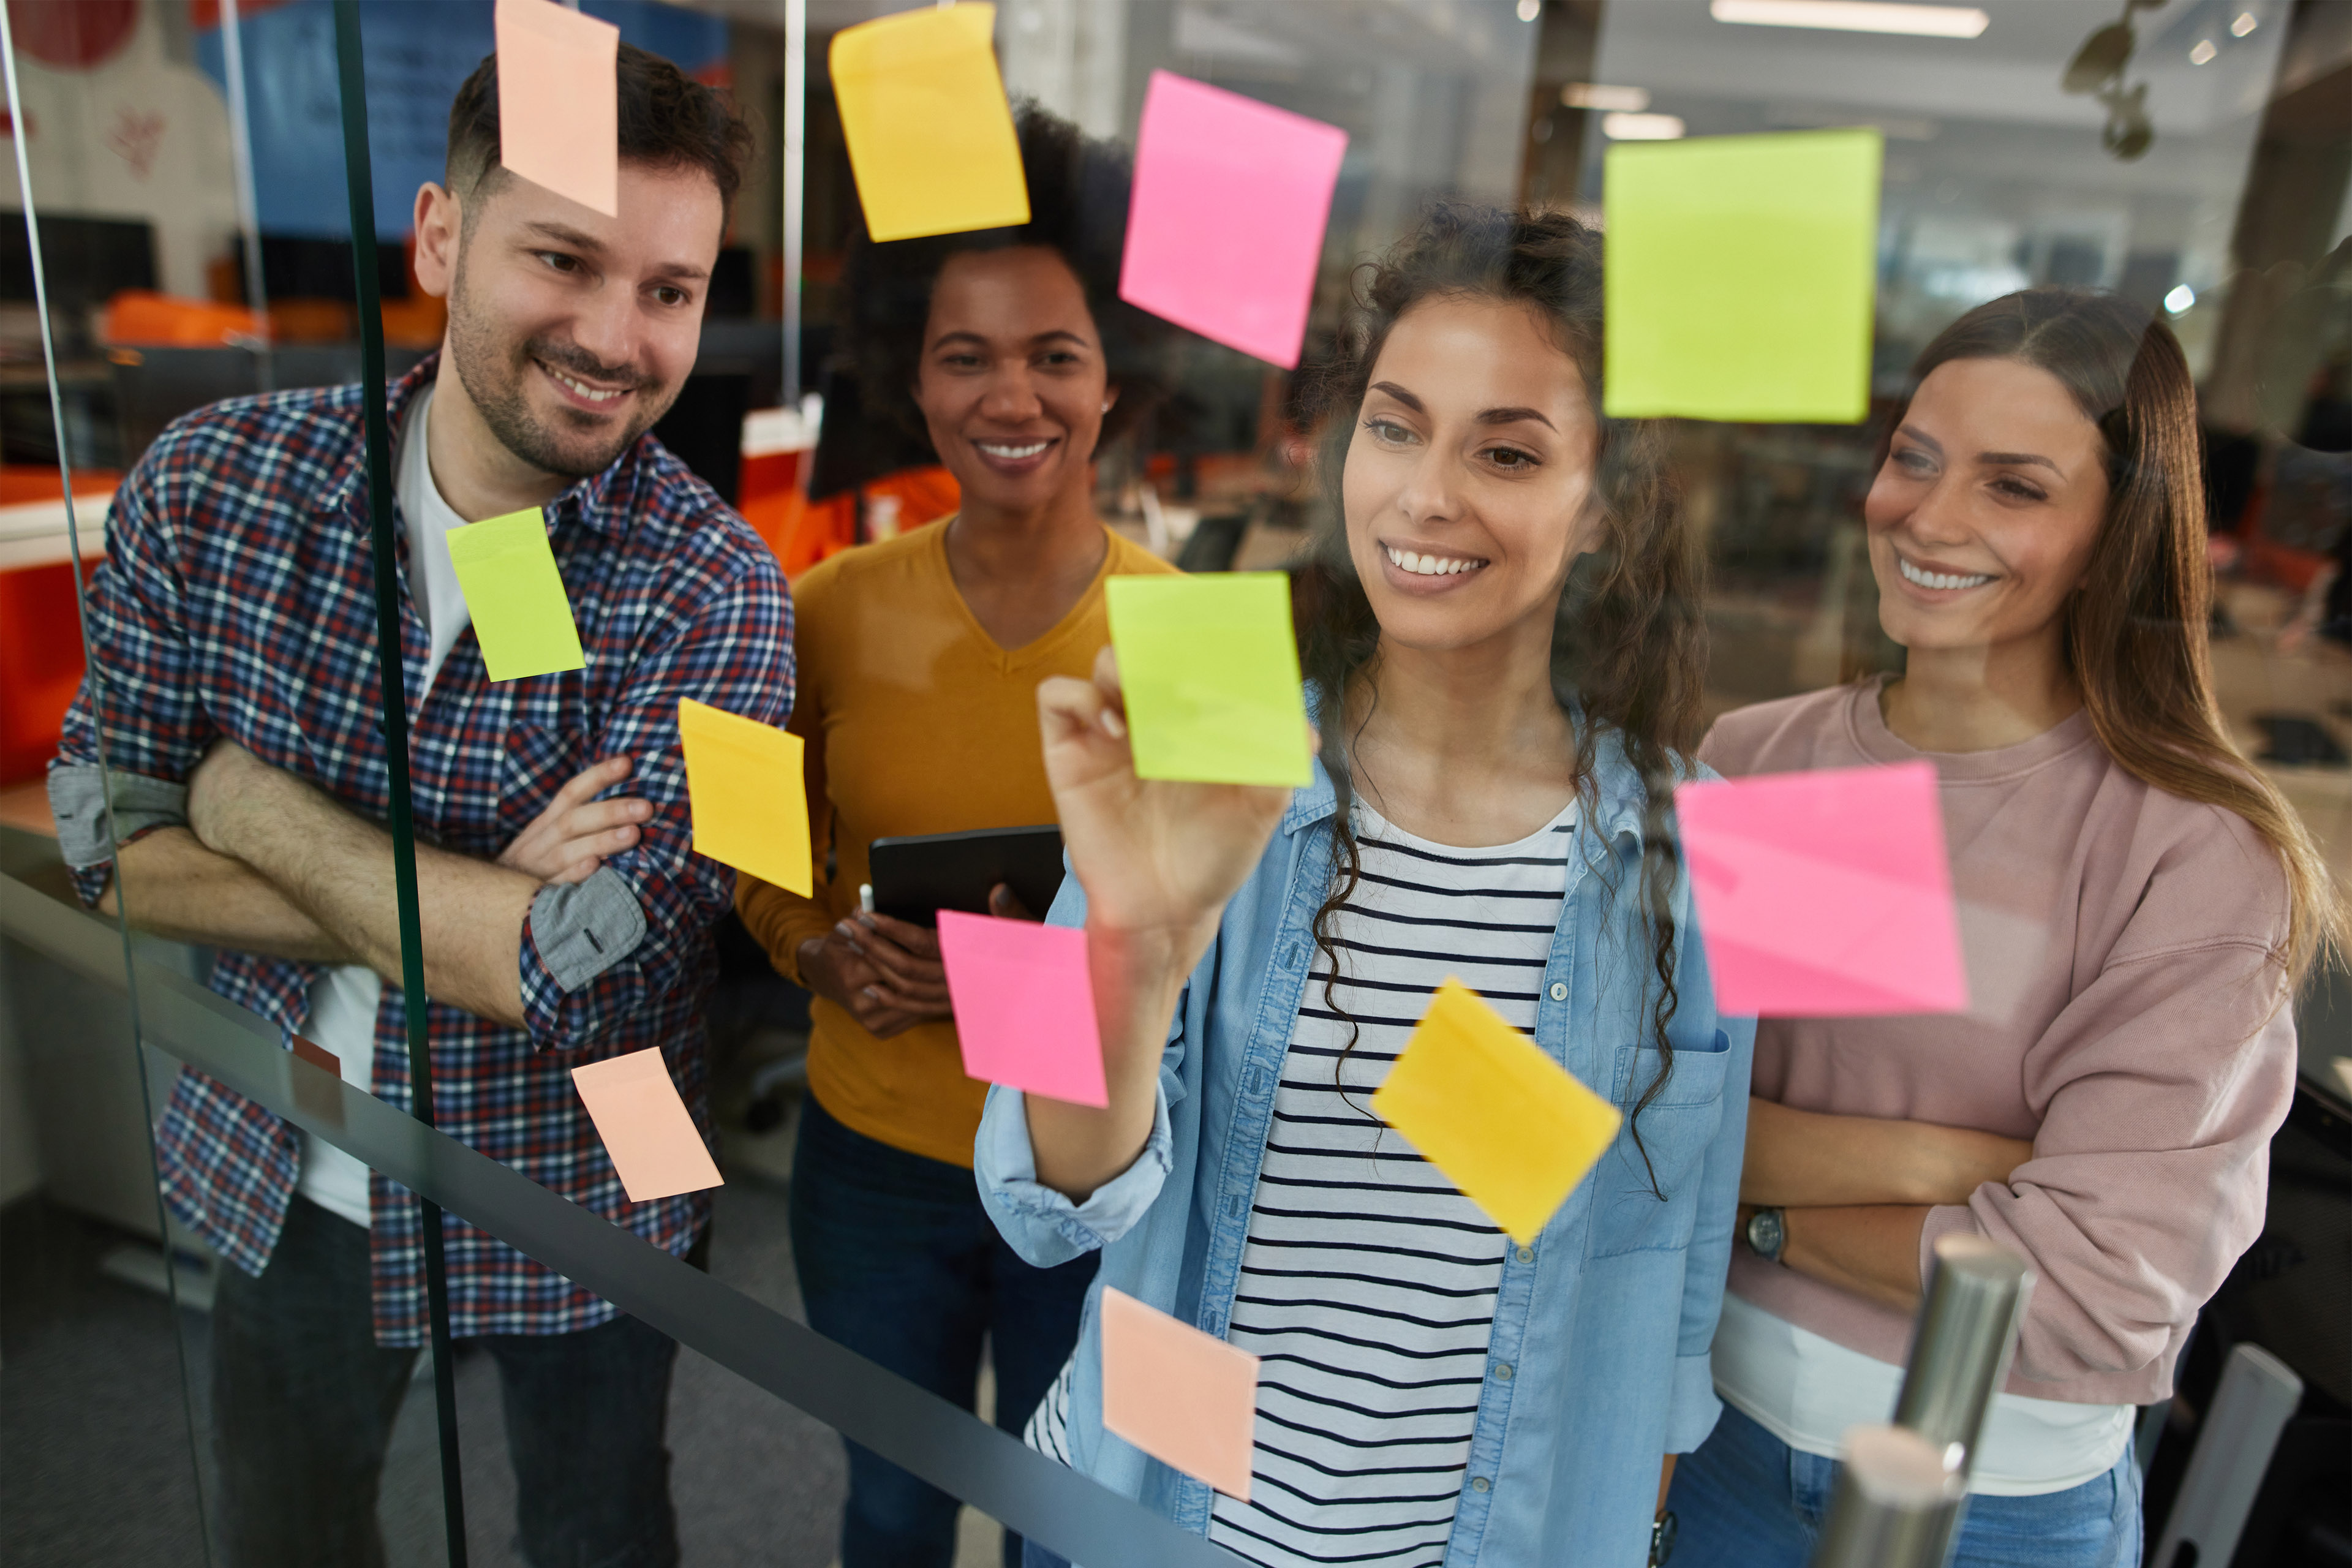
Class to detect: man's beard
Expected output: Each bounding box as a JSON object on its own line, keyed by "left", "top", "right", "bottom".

{"left": 444, "top": 277, "right": 673, "bottom": 481}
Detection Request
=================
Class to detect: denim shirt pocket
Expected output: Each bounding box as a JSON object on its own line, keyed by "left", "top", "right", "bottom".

{"left": 1587, "top": 1030, "right": 1733, "bottom": 1259}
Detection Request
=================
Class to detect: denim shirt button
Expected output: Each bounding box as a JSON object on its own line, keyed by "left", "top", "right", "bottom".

{"left": 1493, "top": 1362, "right": 1513, "bottom": 1382}
{"left": 1471, "top": 1476, "right": 1492, "bottom": 1493}
{"left": 1514, "top": 1245, "right": 1535, "bottom": 1263}
{"left": 1548, "top": 981, "right": 1568, "bottom": 1001}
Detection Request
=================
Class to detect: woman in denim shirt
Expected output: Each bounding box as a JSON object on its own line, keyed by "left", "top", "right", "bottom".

{"left": 978, "top": 206, "right": 1754, "bottom": 1568}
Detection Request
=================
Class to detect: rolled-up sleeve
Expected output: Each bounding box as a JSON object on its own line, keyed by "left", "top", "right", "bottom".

{"left": 976, "top": 1078, "right": 1177, "bottom": 1267}
{"left": 48, "top": 453, "right": 208, "bottom": 905}
{"left": 517, "top": 525, "right": 792, "bottom": 1051}
{"left": 1923, "top": 932, "right": 2292, "bottom": 1387}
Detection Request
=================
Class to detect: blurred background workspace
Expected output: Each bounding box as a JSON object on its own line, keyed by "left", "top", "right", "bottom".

{"left": 1, "top": 0, "right": 2346, "bottom": 1565}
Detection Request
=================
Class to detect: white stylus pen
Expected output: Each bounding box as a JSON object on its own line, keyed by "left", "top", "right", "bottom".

{"left": 858, "top": 883, "right": 875, "bottom": 916}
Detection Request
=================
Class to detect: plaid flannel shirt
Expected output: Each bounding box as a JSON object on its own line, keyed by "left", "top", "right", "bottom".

{"left": 50, "top": 358, "right": 793, "bottom": 1344}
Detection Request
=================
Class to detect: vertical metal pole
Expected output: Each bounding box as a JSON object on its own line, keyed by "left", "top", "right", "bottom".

{"left": 1810, "top": 1425, "right": 1966, "bottom": 1568}
{"left": 219, "top": 0, "right": 273, "bottom": 389}
{"left": 329, "top": 6, "right": 470, "bottom": 1564}
{"left": 781, "top": 0, "right": 806, "bottom": 406}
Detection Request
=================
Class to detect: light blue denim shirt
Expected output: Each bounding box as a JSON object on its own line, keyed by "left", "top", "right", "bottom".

{"left": 977, "top": 723, "right": 1757, "bottom": 1567}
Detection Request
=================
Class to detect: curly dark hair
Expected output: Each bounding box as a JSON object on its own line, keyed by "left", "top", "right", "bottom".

{"left": 445, "top": 42, "right": 755, "bottom": 217}
{"left": 1296, "top": 203, "right": 1708, "bottom": 1192}
{"left": 835, "top": 102, "right": 1169, "bottom": 458}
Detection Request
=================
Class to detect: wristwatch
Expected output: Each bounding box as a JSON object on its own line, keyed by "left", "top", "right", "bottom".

{"left": 1745, "top": 1206, "right": 1787, "bottom": 1265}
{"left": 1650, "top": 1510, "right": 1678, "bottom": 1566}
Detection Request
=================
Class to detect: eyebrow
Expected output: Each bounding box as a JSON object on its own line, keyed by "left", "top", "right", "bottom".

{"left": 1898, "top": 423, "right": 2062, "bottom": 475}
{"left": 1368, "top": 382, "right": 1556, "bottom": 430}
{"left": 929, "top": 328, "right": 1093, "bottom": 350}
{"left": 519, "top": 220, "right": 710, "bottom": 283}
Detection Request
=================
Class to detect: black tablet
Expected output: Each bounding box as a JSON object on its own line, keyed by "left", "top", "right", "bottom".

{"left": 866, "top": 824, "right": 1067, "bottom": 926}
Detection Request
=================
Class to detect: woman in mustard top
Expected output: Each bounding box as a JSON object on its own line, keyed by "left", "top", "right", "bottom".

{"left": 734, "top": 108, "right": 1175, "bottom": 1568}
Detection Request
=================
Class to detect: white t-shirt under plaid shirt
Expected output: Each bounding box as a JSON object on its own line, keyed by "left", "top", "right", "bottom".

{"left": 1031, "top": 796, "right": 1575, "bottom": 1568}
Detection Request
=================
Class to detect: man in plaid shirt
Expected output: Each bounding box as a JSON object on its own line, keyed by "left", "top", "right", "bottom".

{"left": 49, "top": 46, "right": 785, "bottom": 1568}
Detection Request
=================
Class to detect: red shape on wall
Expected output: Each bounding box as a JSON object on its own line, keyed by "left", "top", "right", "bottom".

{"left": 4, "top": 0, "right": 138, "bottom": 70}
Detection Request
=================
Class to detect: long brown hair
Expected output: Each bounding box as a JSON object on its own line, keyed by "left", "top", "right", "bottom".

{"left": 1861, "top": 288, "right": 2343, "bottom": 977}
{"left": 1295, "top": 204, "right": 1708, "bottom": 1182}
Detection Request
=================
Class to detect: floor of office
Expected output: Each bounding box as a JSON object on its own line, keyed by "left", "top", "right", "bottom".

{"left": 0, "top": 1094, "right": 1010, "bottom": 1568}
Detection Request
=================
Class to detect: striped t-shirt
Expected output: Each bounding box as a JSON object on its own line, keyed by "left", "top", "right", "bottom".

{"left": 1028, "top": 796, "right": 1575, "bottom": 1568}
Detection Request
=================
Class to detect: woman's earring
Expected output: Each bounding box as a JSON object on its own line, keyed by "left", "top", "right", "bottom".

{"left": 1101, "top": 399, "right": 1113, "bottom": 413}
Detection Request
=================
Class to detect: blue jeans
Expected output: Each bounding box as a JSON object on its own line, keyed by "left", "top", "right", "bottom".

{"left": 1669, "top": 1404, "right": 2142, "bottom": 1568}
{"left": 792, "top": 1094, "right": 1097, "bottom": 1568}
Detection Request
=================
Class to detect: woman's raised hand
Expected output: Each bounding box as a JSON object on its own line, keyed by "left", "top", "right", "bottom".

{"left": 1036, "top": 644, "right": 1302, "bottom": 941}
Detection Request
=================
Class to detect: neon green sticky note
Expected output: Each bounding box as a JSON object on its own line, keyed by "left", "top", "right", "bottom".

{"left": 831, "top": 3, "right": 1029, "bottom": 243}
{"left": 445, "top": 508, "right": 585, "bottom": 682}
{"left": 1604, "top": 128, "right": 1883, "bottom": 424}
{"left": 1107, "top": 572, "right": 1311, "bottom": 788}
{"left": 1371, "top": 979, "right": 1622, "bottom": 1246}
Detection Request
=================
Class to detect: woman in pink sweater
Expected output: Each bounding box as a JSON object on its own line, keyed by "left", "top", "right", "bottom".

{"left": 1667, "top": 289, "right": 2342, "bottom": 1568}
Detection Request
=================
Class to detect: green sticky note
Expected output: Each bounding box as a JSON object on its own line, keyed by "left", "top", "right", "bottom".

{"left": 1107, "top": 572, "right": 1311, "bottom": 788}
{"left": 1604, "top": 128, "right": 1883, "bottom": 424}
{"left": 445, "top": 507, "right": 586, "bottom": 682}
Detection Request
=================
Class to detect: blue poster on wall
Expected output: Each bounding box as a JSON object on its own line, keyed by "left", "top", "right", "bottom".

{"left": 195, "top": 0, "right": 729, "bottom": 240}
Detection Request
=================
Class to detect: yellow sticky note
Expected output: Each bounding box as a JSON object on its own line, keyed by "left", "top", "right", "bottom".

{"left": 1603, "top": 128, "right": 1883, "bottom": 423}
{"left": 445, "top": 508, "right": 586, "bottom": 682}
{"left": 1106, "top": 572, "right": 1311, "bottom": 788}
{"left": 1371, "top": 979, "right": 1622, "bottom": 1245}
{"left": 677, "top": 698, "right": 812, "bottom": 897}
{"left": 830, "top": 3, "right": 1029, "bottom": 243}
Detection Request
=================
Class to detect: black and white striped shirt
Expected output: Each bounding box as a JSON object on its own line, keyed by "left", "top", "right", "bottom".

{"left": 1028, "top": 799, "right": 1575, "bottom": 1567}
{"left": 1206, "top": 798, "right": 1573, "bottom": 1568}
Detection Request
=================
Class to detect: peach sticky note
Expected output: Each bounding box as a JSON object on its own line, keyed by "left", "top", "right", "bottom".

{"left": 494, "top": 0, "right": 619, "bottom": 217}
{"left": 290, "top": 1036, "right": 343, "bottom": 1128}
{"left": 1120, "top": 72, "right": 1348, "bottom": 370}
{"left": 677, "top": 698, "right": 812, "bottom": 896}
{"left": 571, "top": 1046, "right": 723, "bottom": 1202}
{"left": 1099, "top": 1287, "right": 1259, "bottom": 1500}
{"left": 1371, "top": 979, "right": 1623, "bottom": 1246}
{"left": 1675, "top": 761, "right": 1967, "bottom": 1017}
{"left": 445, "top": 507, "right": 586, "bottom": 682}
{"left": 830, "top": 4, "right": 1028, "bottom": 243}
{"left": 937, "top": 911, "right": 1106, "bottom": 1107}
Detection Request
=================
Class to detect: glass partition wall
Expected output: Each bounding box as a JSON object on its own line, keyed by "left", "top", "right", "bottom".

{"left": 4, "top": 2, "right": 2347, "bottom": 1567}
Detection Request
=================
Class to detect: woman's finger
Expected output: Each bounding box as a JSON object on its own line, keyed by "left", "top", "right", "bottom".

{"left": 988, "top": 883, "right": 1038, "bottom": 921}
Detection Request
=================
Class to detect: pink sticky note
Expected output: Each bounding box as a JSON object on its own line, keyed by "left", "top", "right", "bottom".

{"left": 937, "top": 911, "right": 1107, "bottom": 1108}
{"left": 1120, "top": 72, "right": 1348, "bottom": 369}
{"left": 1099, "top": 1287, "right": 1259, "bottom": 1500}
{"left": 496, "top": 0, "right": 620, "bottom": 217}
{"left": 1675, "top": 761, "right": 1967, "bottom": 1017}
{"left": 570, "top": 1047, "right": 723, "bottom": 1202}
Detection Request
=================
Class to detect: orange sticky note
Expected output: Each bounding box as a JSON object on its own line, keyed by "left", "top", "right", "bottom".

{"left": 1371, "top": 979, "right": 1622, "bottom": 1245}
{"left": 677, "top": 698, "right": 812, "bottom": 896}
{"left": 496, "top": 0, "right": 620, "bottom": 217}
{"left": 570, "top": 1047, "right": 723, "bottom": 1202}
{"left": 1099, "top": 1287, "right": 1258, "bottom": 1501}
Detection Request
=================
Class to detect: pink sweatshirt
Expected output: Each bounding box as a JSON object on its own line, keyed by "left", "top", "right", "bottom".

{"left": 1698, "top": 679, "right": 2296, "bottom": 1406}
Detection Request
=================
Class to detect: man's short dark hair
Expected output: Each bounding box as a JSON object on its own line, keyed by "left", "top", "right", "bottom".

{"left": 446, "top": 42, "right": 755, "bottom": 215}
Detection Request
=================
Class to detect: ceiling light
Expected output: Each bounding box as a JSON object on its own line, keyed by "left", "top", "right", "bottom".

{"left": 2164, "top": 284, "right": 2196, "bottom": 314}
{"left": 2189, "top": 37, "right": 2217, "bottom": 63}
{"left": 1517, "top": 0, "right": 1542, "bottom": 20}
{"left": 2230, "top": 11, "right": 2258, "bottom": 35}
{"left": 1602, "top": 112, "right": 1686, "bottom": 140}
{"left": 1563, "top": 82, "right": 1652, "bottom": 111}
{"left": 1709, "top": 1, "right": 1990, "bottom": 39}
